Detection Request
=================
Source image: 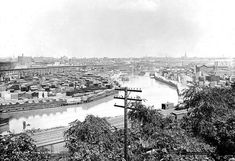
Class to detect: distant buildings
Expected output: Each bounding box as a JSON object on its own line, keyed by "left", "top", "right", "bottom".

{"left": 0, "top": 62, "right": 16, "bottom": 70}
{"left": 17, "top": 54, "right": 32, "bottom": 67}
{"left": 0, "top": 55, "right": 234, "bottom": 85}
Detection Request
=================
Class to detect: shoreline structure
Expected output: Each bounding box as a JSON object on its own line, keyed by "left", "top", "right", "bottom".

{"left": 0, "top": 89, "right": 118, "bottom": 113}
{"left": 153, "top": 73, "right": 188, "bottom": 101}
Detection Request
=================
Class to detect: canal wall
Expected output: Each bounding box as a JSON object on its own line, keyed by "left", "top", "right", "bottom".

{"left": 0, "top": 100, "right": 66, "bottom": 113}
{"left": 154, "top": 74, "right": 187, "bottom": 96}
{"left": 154, "top": 75, "right": 177, "bottom": 88}
{"left": 154, "top": 75, "right": 178, "bottom": 92}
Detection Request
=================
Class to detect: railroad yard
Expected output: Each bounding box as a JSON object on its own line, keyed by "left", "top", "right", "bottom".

{"left": 0, "top": 66, "right": 121, "bottom": 113}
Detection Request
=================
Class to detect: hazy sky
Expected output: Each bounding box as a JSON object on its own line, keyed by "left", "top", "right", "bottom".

{"left": 0, "top": 0, "right": 235, "bottom": 58}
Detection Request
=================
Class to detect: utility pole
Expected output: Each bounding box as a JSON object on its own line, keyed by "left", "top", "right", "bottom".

{"left": 114, "top": 87, "right": 142, "bottom": 161}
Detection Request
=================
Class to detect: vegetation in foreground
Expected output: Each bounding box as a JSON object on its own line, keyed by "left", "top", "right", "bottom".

{"left": 1, "top": 85, "right": 235, "bottom": 160}
{"left": 0, "top": 133, "right": 50, "bottom": 161}
{"left": 64, "top": 84, "right": 235, "bottom": 161}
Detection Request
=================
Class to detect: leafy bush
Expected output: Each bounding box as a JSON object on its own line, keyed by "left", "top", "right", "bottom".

{"left": 128, "top": 103, "right": 214, "bottom": 161}
{"left": 181, "top": 85, "right": 235, "bottom": 160}
{"left": 0, "top": 133, "right": 50, "bottom": 161}
{"left": 64, "top": 115, "right": 123, "bottom": 161}
{"left": 65, "top": 105, "right": 214, "bottom": 161}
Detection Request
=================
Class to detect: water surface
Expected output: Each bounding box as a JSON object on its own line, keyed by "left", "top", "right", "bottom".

{"left": 2, "top": 75, "right": 178, "bottom": 133}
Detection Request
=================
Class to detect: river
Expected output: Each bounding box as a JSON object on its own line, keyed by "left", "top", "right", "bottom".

{"left": 1, "top": 75, "right": 178, "bottom": 134}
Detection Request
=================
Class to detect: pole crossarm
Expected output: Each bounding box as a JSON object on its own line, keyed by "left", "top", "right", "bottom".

{"left": 115, "top": 87, "right": 142, "bottom": 92}
{"left": 115, "top": 87, "right": 127, "bottom": 91}
{"left": 114, "top": 104, "right": 142, "bottom": 111}
{"left": 127, "top": 89, "right": 142, "bottom": 92}
{"left": 114, "top": 96, "right": 142, "bottom": 102}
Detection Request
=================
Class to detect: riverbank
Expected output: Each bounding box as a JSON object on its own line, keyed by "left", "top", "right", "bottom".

{"left": 154, "top": 74, "right": 178, "bottom": 89}
{"left": 154, "top": 74, "right": 188, "bottom": 96}
{"left": 0, "top": 88, "right": 118, "bottom": 113}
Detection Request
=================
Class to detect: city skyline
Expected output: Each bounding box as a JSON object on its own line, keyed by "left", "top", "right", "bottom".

{"left": 0, "top": 54, "right": 234, "bottom": 60}
{"left": 1, "top": 0, "right": 235, "bottom": 58}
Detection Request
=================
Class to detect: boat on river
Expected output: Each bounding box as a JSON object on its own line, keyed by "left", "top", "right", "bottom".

{"left": 149, "top": 72, "right": 155, "bottom": 78}
{"left": 138, "top": 71, "right": 146, "bottom": 76}
{"left": 121, "top": 77, "right": 129, "bottom": 81}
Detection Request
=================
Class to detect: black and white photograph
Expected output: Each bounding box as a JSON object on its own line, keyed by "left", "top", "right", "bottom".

{"left": 0, "top": 0, "right": 235, "bottom": 160}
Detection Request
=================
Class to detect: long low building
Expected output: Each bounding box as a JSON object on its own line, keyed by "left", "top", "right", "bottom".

{"left": 0, "top": 64, "right": 129, "bottom": 81}
{"left": 0, "top": 61, "right": 16, "bottom": 70}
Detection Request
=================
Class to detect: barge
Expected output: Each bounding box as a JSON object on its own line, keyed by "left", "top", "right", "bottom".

{"left": 138, "top": 71, "right": 146, "bottom": 76}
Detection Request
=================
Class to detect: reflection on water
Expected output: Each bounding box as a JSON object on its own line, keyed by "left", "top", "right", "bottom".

{"left": 3, "top": 75, "right": 178, "bottom": 133}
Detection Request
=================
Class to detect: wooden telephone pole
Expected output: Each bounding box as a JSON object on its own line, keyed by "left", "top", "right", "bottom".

{"left": 114, "top": 87, "right": 142, "bottom": 161}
